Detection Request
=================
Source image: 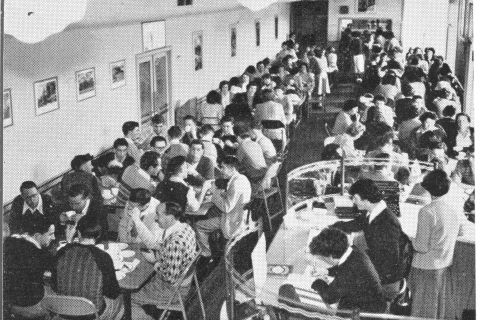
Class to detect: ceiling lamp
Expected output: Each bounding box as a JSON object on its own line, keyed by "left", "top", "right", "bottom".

{"left": 4, "top": 0, "right": 88, "bottom": 43}
{"left": 236, "top": 0, "right": 279, "bottom": 11}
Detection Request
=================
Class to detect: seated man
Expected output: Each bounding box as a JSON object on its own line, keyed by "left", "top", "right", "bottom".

{"left": 140, "top": 114, "right": 168, "bottom": 150}
{"left": 122, "top": 121, "right": 144, "bottom": 164}
{"left": 186, "top": 139, "right": 215, "bottom": 186}
{"left": 251, "top": 122, "right": 277, "bottom": 165}
{"left": 58, "top": 183, "right": 109, "bottom": 242}
{"left": 198, "top": 124, "right": 218, "bottom": 164}
{"left": 118, "top": 188, "right": 160, "bottom": 244}
{"left": 118, "top": 151, "right": 162, "bottom": 205}
{"left": 331, "top": 179, "right": 405, "bottom": 301}
{"left": 61, "top": 153, "right": 102, "bottom": 202}
{"left": 235, "top": 121, "right": 267, "bottom": 181}
{"left": 254, "top": 89, "right": 287, "bottom": 151}
{"left": 161, "top": 126, "right": 189, "bottom": 170}
{"left": 309, "top": 228, "right": 387, "bottom": 313}
{"left": 130, "top": 202, "right": 197, "bottom": 318}
{"left": 53, "top": 216, "right": 124, "bottom": 320}
{"left": 4, "top": 215, "right": 55, "bottom": 319}
{"left": 10, "top": 180, "right": 58, "bottom": 234}
{"left": 213, "top": 116, "right": 239, "bottom": 156}
{"left": 103, "top": 138, "right": 135, "bottom": 174}
{"left": 195, "top": 156, "right": 251, "bottom": 260}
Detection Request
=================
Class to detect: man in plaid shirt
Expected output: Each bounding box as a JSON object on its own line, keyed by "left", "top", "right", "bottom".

{"left": 131, "top": 202, "right": 196, "bottom": 319}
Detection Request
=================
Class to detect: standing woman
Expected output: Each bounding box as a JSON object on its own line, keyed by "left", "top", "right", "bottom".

{"left": 218, "top": 80, "right": 231, "bottom": 109}
{"left": 315, "top": 47, "right": 330, "bottom": 99}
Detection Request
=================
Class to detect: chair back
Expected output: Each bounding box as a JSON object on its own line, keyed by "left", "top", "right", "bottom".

{"left": 259, "top": 161, "right": 282, "bottom": 191}
{"left": 170, "top": 251, "right": 201, "bottom": 291}
{"left": 42, "top": 295, "right": 98, "bottom": 318}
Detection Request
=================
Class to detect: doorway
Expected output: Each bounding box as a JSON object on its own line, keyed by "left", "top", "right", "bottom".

{"left": 291, "top": 0, "right": 329, "bottom": 48}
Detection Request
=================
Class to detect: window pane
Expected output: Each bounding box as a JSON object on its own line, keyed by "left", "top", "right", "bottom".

{"left": 154, "top": 55, "right": 168, "bottom": 114}
{"left": 256, "top": 21, "right": 260, "bottom": 46}
{"left": 139, "top": 60, "right": 152, "bottom": 118}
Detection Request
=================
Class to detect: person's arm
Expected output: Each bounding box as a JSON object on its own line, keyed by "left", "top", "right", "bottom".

{"left": 131, "top": 207, "right": 163, "bottom": 249}
{"left": 311, "top": 275, "right": 344, "bottom": 305}
{"left": 95, "top": 250, "right": 120, "bottom": 299}
{"left": 212, "top": 178, "right": 243, "bottom": 214}
{"left": 117, "top": 203, "right": 134, "bottom": 243}
{"left": 412, "top": 207, "right": 433, "bottom": 253}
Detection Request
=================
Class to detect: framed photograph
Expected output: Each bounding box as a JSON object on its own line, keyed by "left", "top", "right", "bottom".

{"left": 3, "top": 88, "right": 13, "bottom": 127}
{"left": 75, "top": 67, "right": 96, "bottom": 101}
{"left": 230, "top": 25, "right": 237, "bottom": 57}
{"left": 110, "top": 60, "right": 126, "bottom": 89}
{"left": 255, "top": 20, "right": 260, "bottom": 47}
{"left": 142, "top": 21, "right": 166, "bottom": 52}
{"left": 34, "top": 77, "right": 59, "bottom": 116}
{"left": 274, "top": 16, "right": 279, "bottom": 39}
{"left": 193, "top": 31, "right": 203, "bottom": 71}
{"left": 357, "top": 0, "right": 375, "bottom": 13}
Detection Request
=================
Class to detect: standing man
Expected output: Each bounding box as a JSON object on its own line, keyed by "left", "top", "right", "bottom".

{"left": 141, "top": 114, "right": 168, "bottom": 150}
{"left": 122, "top": 121, "right": 144, "bottom": 164}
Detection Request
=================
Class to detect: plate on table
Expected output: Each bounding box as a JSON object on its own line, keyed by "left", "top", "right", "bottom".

{"left": 109, "top": 242, "right": 128, "bottom": 251}
{"left": 121, "top": 250, "right": 135, "bottom": 258}
{"left": 267, "top": 264, "right": 293, "bottom": 276}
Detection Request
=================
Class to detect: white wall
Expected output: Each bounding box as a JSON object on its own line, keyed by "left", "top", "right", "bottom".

{"left": 3, "top": 3, "right": 290, "bottom": 203}
{"left": 327, "top": 0, "right": 403, "bottom": 42}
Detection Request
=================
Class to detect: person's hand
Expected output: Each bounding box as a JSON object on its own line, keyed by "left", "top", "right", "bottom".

{"left": 129, "top": 207, "right": 141, "bottom": 220}
{"left": 65, "top": 224, "right": 76, "bottom": 243}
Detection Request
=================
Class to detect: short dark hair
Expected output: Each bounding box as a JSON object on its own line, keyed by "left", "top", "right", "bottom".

{"left": 220, "top": 155, "right": 240, "bottom": 170}
{"left": 220, "top": 116, "right": 234, "bottom": 124}
{"left": 150, "top": 136, "right": 167, "bottom": 147}
{"left": 77, "top": 215, "right": 102, "bottom": 240}
{"left": 183, "top": 115, "right": 196, "bottom": 122}
{"left": 421, "top": 169, "right": 450, "bottom": 197}
{"left": 164, "top": 202, "right": 184, "bottom": 219}
{"left": 166, "top": 156, "right": 186, "bottom": 176}
{"left": 167, "top": 126, "right": 183, "bottom": 139}
{"left": 373, "top": 94, "right": 386, "bottom": 102}
{"left": 229, "top": 76, "right": 241, "bottom": 87}
{"left": 342, "top": 99, "right": 357, "bottom": 112}
{"left": 140, "top": 151, "right": 160, "bottom": 171}
{"left": 20, "top": 181, "right": 38, "bottom": 192}
{"left": 233, "top": 120, "right": 252, "bottom": 138}
{"left": 262, "top": 57, "right": 270, "bottom": 66}
{"left": 261, "top": 89, "right": 276, "bottom": 102}
{"left": 442, "top": 105, "right": 456, "bottom": 117}
{"left": 151, "top": 114, "right": 165, "bottom": 125}
{"left": 198, "top": 124, "right": 214, "bottom": 137}
{"left": 381, "top": 73, "right": 397, "bottom": 86}
{"left": 67, "top": 183, "right": 90, "bottom": 199}
{"left": 219, "top": 80, "right": 229, "bottom": 89}
{"left": 245, "top": 65, "right": 256, "bottom": 74}
{"left": 129, "top": 188, "right": 152, "bottom": 206}
{"left": 349, "top": 179, "right": 383, "bottom": 203}
{"left": 419, "top": 111, "right": 437, "bottom": 123}
{"left": 122, "top": 121, "right": 139, "bottom": 136}
{"left": 206, "top": 90, "right": 222, "bottom": 104}
{"left": 23, "top": 215, "right": 52, "bottom": 236}
{"left": 113, "top": 138, "right": 129, "bottom": 149}
{"left": 309, "top": 227, "right": 349, "bottom": 259}
{"left": 71, "top": 154, "right": 94, "bottom": 170}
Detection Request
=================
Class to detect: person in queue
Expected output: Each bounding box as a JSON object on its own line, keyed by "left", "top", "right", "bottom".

{"left": 331, "top": 179, "right": 405, "bottom": 301}
{"left": 53, "top": 215, "right": 124, "bottom": 320}
{"left": 122, "top": 121, "right": 144, "bottom": 164}
{"left": 118, "top": 188, "right": 160, "bottom": 244}
{"left": 130, "top": 202, "right": 197, "bottom": 320}
{"left": 4, "top": 215, "right": 55, "bottom": 319}
{"left": 195, "top": 155, "right": 251, "bottom": 262}
{"left": 9, "top": 180, "right": 58, "bottom": 234}
{"left": 410, "top": 170, "right": 467, "bottom": 318}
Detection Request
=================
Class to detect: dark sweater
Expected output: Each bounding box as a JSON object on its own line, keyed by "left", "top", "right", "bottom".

{"left": 311, "top": 247, "right": 387, "bottom": 313}
{"left": 9, "top": 193, "right": 58, "bottom": 234}
{"left": 331, "top": 208, "right": 403, "bottom": 284}
{"left": 4, "top": 237, "right": 54, "bottom": 306}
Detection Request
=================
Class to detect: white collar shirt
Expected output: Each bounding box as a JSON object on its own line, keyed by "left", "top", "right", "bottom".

{"left": 367, "top": 200, "right": 387, "bottom": 224}
{"left": 22, "top": 195, "right": 43, "bottom": 215}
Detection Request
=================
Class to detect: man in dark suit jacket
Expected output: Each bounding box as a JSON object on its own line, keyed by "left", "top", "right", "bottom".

{"left": 61, "top": 153, "right": 102, "bottom": 202}
{"left": 331, "top": 179, "right": 404, "bottom": 300}
{"left": 9, "top": 181, "right": 58, "bottom": 234}
{"left": 57, "top": 183, "right": 109, "bottom": 242}
{"left": 186, "top": 140, "right": 215, "bottom": 186}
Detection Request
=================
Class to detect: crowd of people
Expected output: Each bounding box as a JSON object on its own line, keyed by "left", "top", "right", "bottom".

{"left": 3, "top": 28, "right": 474, "bottom": 320}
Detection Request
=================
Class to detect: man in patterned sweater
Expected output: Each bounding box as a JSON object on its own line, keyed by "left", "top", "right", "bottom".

{"left": 130, "top": 201, "right": 197, "bottom": 320}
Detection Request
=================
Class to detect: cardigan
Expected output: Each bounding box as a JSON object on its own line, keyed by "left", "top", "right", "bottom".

{"left": 9, "top": 193, "right": 58, "bottom": 234}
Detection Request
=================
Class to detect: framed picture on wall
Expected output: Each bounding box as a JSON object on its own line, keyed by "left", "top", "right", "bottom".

{"left": 274, "top": 16, "right": 279, "bottom": 39}
{"left": 230, "top": 25, "right": 237, "bottom": 57}
{"left": 75, "top": 67, "right": 96, "bottom": 101}
{"left": 255, "top": 20, "right": 260, "bottom": 46}
{"left": 357, "top": 0, "right": 375, "bottom": 13}
{"left": 193, "top": 31, "right": 203, "bottom": 71}
{"left": 142, "top": 20, "right": 166, "bottom": 52}
{"left": 3, "top": 88, "right": 13, "bottom": 127}
{"left": 110, "top": 60, "right": 126, "bottom": 89}
{"left": 34, "top": 77, "right": 59, "bottom": 116}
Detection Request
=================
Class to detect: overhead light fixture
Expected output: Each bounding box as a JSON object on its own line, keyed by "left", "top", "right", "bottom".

{"left": 5, "top": 0, "right": 88, "bottom": 43}
{"left": 236, "top": 0, "right": 279, "bottom": 11}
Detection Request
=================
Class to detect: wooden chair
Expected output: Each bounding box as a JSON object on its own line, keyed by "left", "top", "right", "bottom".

{"left": 42, "top": 295, "right": 98, "bottom": 319}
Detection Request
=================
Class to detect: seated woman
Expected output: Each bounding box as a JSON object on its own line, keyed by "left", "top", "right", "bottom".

{"left": 294, "top": 62, "right": 315, "bottom": 97}
{"left": 408, "top": 112, "right": 446, "bottom": 155}
{"left": 450, "top": 113, "right": 474, "bottom": 158}
{"left": 373, "top": 72, "right": 401, "bottom": 102}
{"left": 155, "top": 156, "right": 210, "bottom": 214}
{"left": 198, "top": 90, "right": 224, "bottom": 131}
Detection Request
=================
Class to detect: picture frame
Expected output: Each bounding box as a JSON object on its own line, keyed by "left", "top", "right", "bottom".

{"left": 230, "top": 25, "right": 237, "bottom": 57}
{"left": 255, "top": 20, "right": 260, "bottom": 47}
{"left": 193, "top": 31, "right": 203, "bottom": 71}
{"left": 3, "top": 88, "right": 13, "bottom": 127}
{"left": 34, "top": 77, "right": 60, "bottom": 116}
{"left": 142, "top": 20, "right": 166, "bottom": 52}
{"left": 274, "top": 16, "right": 279, "bottom": 39}
{"left": 75, "top": 67, "right": 96, "bottom": 101}
{"left": 357, "top": 0, "right": 376, "bottom": 13}
{"left": 110, "top": 60, "right": 126, "bottom": 89}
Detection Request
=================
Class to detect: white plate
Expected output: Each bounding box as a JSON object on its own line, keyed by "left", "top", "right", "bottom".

{"left": 121, "top": 250, "right": 135, "bottom": 258}
{"left": 108, "top": 242, "right": 128, "bottom": 250}
{"left": 96, "top": 244, "right": 105, "bottom": 250}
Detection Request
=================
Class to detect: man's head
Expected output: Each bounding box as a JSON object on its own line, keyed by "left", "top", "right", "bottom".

{"left": 140, "top": 151, "right": 161, "bottom": 176}
{"left": 198, "top": 124, "right": 215, "bottom": 141}
{"left": 156, "top": 202, "right": 184, "bottom": 229}
{"left": 151, "top": 114, "right": 165, "bottom": 135}
{"left": 113, "top": 138, "right": 129, "bottom": 161}
{"left": 67, "top": 184, "right": 90, "bottom": 213}
{"left": 189, "top": 140, "right": 204, "bottom": 163}
{"left": 419, "top": 112, "right": 437, "bottom": 130}
{"left": 129, "top": 188, "right": 152, "bottom": 211}
{"left": 349, "top": 179, "right": 383, "bottom": 210}
{"left": 233, "top": 120, "right": 253, "bottom": 139}
{"left": 183, "top": 115, "right": 197, "bottom": 133}
{"left": 122, "top": 121, "right": 140, "bottom": 140}
{"left": 219, "top": 80, "right": 229, "bottom": 92}
{"left": 442, "top": 105, "right": 456, "bottom": 118}
{"left": 261, "top": 89, "right": 276, "bottom": 103}
{"left": 256, "top": 61, "right": 265, "bottom": 73}
{"left": 167, "top": 126, "right": 183, "bottom": 141}
{"left": 219, "top": 155, "right": 239, "bottom": 179}
{"left": 22, "top": 215, "right": 55, "bottom": 248}
{"left": 206, "top": 90, "right": 222, "bottom": 105}
{"left": 421, "top": 169, "right": 450, "bottom": 197}
{"left": 309, "top": 227, "right": 349, "bottom": 266}
{"left": 373, "top": 94, "right": 386, "bottom": 107}
{"left": 247, "top": 82, "right": 258, "bottom": 97}
{"left": 71, "top": 154, "right": 94, "bottom": 173}
{"left": 76, "top": 215, "right": 102, "bottom": 241}
{"left": 220, "top": 116, "right": 235, "bottom": 135}
{"left": 166, "top": 156, "right": 188, "bottom": 179}
{"left": 342, "top": 100, "right": 358, "bottom": 115}
{"left": 150, "top": 136, "right": 168, "bottom": 155}
{"left": 20, "top": 181, "right": 40, "bottom": 209}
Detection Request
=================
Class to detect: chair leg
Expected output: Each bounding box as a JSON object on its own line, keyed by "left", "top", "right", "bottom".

{"left": 194, "top": 274, "right": 206, "bottom": 320}
{"left": 178, "top": 294, "right": 187, "bottom": 320}
{"left": 263, "top": 192, "right": 272, "bottom": 231}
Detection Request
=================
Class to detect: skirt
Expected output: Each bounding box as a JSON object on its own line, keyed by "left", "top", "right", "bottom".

{"left": 317, "top": 72, "right": 330, "bottom": 95}
{"left": 353, "top": 54, "right": 365, "bottom": 74}
{"left": 409, "top": 266, "right": 448, "bottom": 319}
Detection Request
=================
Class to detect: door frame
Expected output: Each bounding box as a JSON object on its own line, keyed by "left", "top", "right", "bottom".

{"left": 135, "top": 46, "right": 173, "bottom": 126}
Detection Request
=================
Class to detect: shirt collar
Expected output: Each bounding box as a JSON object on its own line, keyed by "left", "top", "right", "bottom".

{"left": 337, "top": 246, "right": 353, "bottom": 266}
{"left": 22, "top": 195, "right": 43, "bottom": 215}
{"left": 11, "top": 234, "right": 42, "bottom": 249}
{"left": 163, "top": 221, "right": 183, "bottom": 240}
{"left": 367, "top": 200, "right": 387, "bottom": 224}
{"left": 169, "top": 176, "right": 188, "bottom": 185}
